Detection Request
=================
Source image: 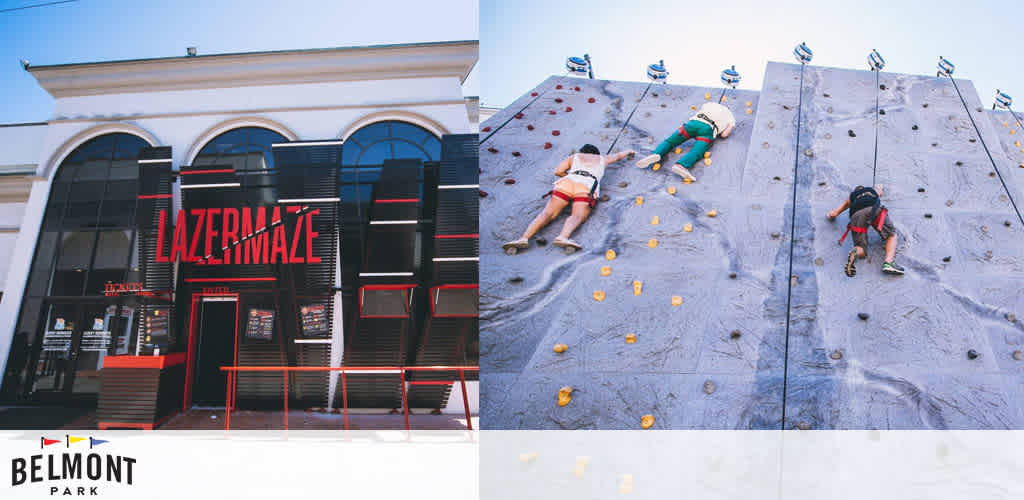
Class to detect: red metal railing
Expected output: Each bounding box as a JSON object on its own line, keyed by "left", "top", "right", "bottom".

{"left": 219, "top": 365, "right": 478, "bottom": 431}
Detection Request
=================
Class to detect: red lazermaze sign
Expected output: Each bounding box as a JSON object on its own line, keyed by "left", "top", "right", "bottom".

{"left": 154, "top": 206, "right": 322, "bottom": 265}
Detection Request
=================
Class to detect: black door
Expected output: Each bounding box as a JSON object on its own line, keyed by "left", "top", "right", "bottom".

{"left": 30, "top": 301, "right": 123, "bottom": 404}
{"left": 192, "top": 300, "right": 237, "bottom": 406}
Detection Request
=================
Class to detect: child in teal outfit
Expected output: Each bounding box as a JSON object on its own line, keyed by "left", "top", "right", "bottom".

{"left": 636, "top": 101, "right": 736, "bottom": 182}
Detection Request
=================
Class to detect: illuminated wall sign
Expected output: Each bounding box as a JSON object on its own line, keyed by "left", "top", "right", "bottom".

{"left": 154, "top": 206, "right": 322, "bottom": 265}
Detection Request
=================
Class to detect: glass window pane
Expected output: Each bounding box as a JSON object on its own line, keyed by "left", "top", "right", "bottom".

{"left": 358, "top": 141, "right": 391, "bottom": 165}
{"left": 433, "top": 288, "right": 479, "bottom": 316}
{"left": 361, "top": 289, "right": 408, "bottom": 317}
{"left": 391, "top": 141, "right": 430, "bottom": 162}
{"left": 92, "top": 230, "right": 132, "bottom": 269}
{"left": 55, "top": 231, "right": 96, "bottom": 271}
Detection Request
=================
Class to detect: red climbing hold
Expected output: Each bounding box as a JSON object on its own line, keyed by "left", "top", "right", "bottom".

{"left": 487, "top": 147, "right": 498, "bottom": 154}
{"left": 514, "top": 112, "right": 524, "bottom": 119}
{"left": 527, "top": 125, "right": 535, "bottom": 131}
{"left": 588, "top": 97, "right": 596, "bottom": 103}
{"left": 504, "top": 178, "right": 516, "bottom": 185}
{"left": 544, "top": 142, "right": 553, "bottom": 149}
{"left": 482, "top": 126, "right": 491, "bottom": 132}
{"left": 552, "top": 130, "right": 561, "bottom": 136}
{"left": 548, "top": 110, "right": 556, "bottom": 115}
{"left": 531, "top": 92, "right": 539, "bottom": 97}
{"left": 512, "top": 151, "right": 521, "bottom": 157}
{"left": 574, "top": 86, "right": 581, "bottom": 91}
{"left": 479, "top": 190, "right": 488, "bottom": 198}
{"left": 556, "top": 85, "right": 563, "bottom": 89}
{"left": 554, "top": 98, "right": 563, "bottom": 103}
{"left": 565, "top": 107, "right": 573, "bottom": 112}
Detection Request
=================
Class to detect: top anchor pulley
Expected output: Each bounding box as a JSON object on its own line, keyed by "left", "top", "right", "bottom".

{"left": 720, "top": 65, "right": 741, "bottom": 88}
{"left": 868, "top": 49, "right": 885, "bottom": 71}
{"left": 794, "top": 42, "right": 813, "bottom": 64}
{"left": 647, "top": 60, "right": 668, "bottom": 83}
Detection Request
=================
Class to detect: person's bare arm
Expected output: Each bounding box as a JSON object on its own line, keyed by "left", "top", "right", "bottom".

{"left": 604, "top": 149, "right": 637, "bottom": 165}
{"left": 827, "top": 199, "right": 850, "bottom": 220}
{"left": 719, "top": 123, "right": 735, "bottom": 138}
{"left": 553, "top": 156, "right": 573, "bottom": 177}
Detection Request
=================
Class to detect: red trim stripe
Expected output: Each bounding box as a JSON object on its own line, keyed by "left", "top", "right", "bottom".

{"left": 375, "top": 198, "right": 419, "bottom": 203}
{"left": 679, "top": 126, "right": 690, "bottom": 139}
{"left": 180, "top": 169, "right": 234, "bottom": 175}
{"left": 550, "top": 190, "right": 571, "bottom": 202}
{"left": 138, "top": 194, "right": 173, "bottom": 199}
{"left": 185, "top": 277, "right": 276, "bottom": 283}
{"left": 434, "top": 234, "right": 479, "bottom": 239}
{"left": 695, "top": 137, "right": 712, "bottom": 144}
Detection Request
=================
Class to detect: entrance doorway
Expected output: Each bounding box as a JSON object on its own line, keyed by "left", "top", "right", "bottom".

{"left": 191, "top": 298, "right": 238, "bottom": 406}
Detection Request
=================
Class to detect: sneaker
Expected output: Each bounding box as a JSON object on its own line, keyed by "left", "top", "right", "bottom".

{"left": 502, "top": 238, "right": 529, "bottom": 251}
{"left": 845, "top": 249, "right": 858, "bottom": 277}
{"left": 552, "top": 237, "right": 582, "bottom": 250}
{"left": 636, "top": 153, "right": 661, "bottom": 169}
{"left": 881, "top": 261, "right": 905, "bottom": 275}
{"left": 671, "top": 165, "right": 697, "bottom": 182}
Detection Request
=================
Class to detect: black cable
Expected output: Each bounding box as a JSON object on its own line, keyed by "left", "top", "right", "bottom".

{"left": 605, "top": 83, "right": 652, "bottom": 154}
{"left": 872, "top": 69, "right": 880, "bottom": 186}
{"left": 947, "top": 77, "right": 1024, "bottom": 226}
{"left": 779, "top": 62, "right": 806, "bottom": 431}
{"left": 0, "top": 0, "right": 75, "bottom": 13}
{"left": 718, "top": 87, "right": 727, "bottom": 104}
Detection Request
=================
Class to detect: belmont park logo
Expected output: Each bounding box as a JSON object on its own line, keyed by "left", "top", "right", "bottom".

{"left": 9, "top": 436, "right": 135, "bottom": 496}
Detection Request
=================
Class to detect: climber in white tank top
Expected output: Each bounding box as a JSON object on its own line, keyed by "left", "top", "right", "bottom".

{"left": 502, "top": 144, "right": 635, "bottom": 253}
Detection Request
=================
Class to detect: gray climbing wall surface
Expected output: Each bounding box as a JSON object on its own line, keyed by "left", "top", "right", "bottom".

{"left": 480, "top": 64, "right": 1024, "bottom": 430}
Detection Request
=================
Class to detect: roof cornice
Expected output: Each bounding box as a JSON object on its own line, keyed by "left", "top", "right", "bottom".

{"left": 28, "top": 40, "right": 478, "bottom": 98}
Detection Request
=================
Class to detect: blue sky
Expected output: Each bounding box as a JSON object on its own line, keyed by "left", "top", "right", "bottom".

{"left": 481, "top": 0, "right": 1023, "bottom": 109}
{"left": 0, "top": 0, "right": 478, "bottom": 124}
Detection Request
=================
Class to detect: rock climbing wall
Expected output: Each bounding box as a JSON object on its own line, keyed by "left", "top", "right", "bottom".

{"left": 481, "top": 65, "right": 1024, "bottom": 430}
{"left": 986, "top": 109, "right": 1024, "bottom": 209}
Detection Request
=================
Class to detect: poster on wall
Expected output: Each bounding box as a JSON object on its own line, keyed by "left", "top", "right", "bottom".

{"left": 300, "top": 304, "right": 329, "bottom": 337}
{"left": 245, "top": 308, "right": 275, "bottom": 341}
{"left": 140, "top": 307, "right": 171, "bottom": 355}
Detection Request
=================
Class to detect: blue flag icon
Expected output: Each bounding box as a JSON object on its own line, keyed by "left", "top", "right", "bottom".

{"left": 89, "top": 437, "right": 108, "bottom": 448}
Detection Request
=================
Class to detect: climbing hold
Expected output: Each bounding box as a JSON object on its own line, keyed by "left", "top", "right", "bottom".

{"left": 548, "top": 110, "right": 556, "bottom": 115}
{"left": 1016, "top": 141, "right": 1021, "bottom": 147}
{"left": 1005, "top": 220, "right": 1012, "bottom": 227}
{"left": 625, "top": 333, "right": 637, "bottom": 344}
{"left": 990, "top": 172, "right": 996, "bottom": 177}
{"left": 479, "top": 190, "right": 489, "bottom": 198}
{"left": 703, "top": 152, "right": 711, "bottom": 159}
{"left": 660, "top": 103, "right": 667, "bottom": 108}
{"left": 482, "top": 126, "right": 492, "bottom": 132}
{"left": 745, "top": 101, "right": 752, "bottom": 107}
{"left": 556, "top": 85, "right": 563, "bottom": 89}
{"left": 924, "top": 213, "right": 932, "bottom": 218}
{"left": 967, "top": 349, "right": 979, "bottom": 360}
{"left": 728, "top": 272, "right": 737, "bottom": 279}
{"left": 730, "top": 329, "right": 741, "bottom": 339}
{"left": 1012, "top": 130, "right": 1017, "bottom": 135}
{"left": 773, "top": 176, "right": 781, "bottom": 181}
{"left": 690, "top": 105, "right": 697, "bottom": 111}
{"left": 531, "top": 92, "right": 539, "bottom": 97}
{"left": 879, "top": 109, "right": 885, "bottom": 115}
{"left": 573, "top": 86, "right": 580, "bottom": 91}
{"left": 1014, "top": 350, "right": 1023, "bottom": 361}
{"left": 824, "top": 133, "right": 831, "bottom": 140}
{"left": 647, "top": 238, "right": 658, "bottom": 248}
{"left": 932, "top": 142, "right": 938, "bottom": 147}
{"left": 543, "top": 142, "right": 552, "bottom": 149}
{"left": 511, "top": 151, "right": 521, "bottom": 157}
{"left": 707, "top": 209, "right": 718, "bottom": 217}
{"left": 593, "top": 290, "right": 606, "bottom": 302}
{"left": 636, "top": 196, "right": 644, "bottom": 205}
{"left": 912, "top": 125, "right": 918, "bottom": 130}
{"left": 509, "top": 276, "right": 523, "bottom": 283}
{"left": 722, "top": 96, "right": 728, "bottom": 102}
{"left": 783, "top": 105, "right": 791, "bottom": 110}
{"left": 827, "top": 106, "right": 833, "bottom": 113}
{"left": 651, "top": 216, "right": 660, "bottom": 225}
{"left": 667, "top": 186, "right": 677, "bottom": 195}
{"left": 704, "top": 92, "right": 711, "bottom": 100}
{"left": 1004, "top": 122, "right": 1009, "bottom": 127}
{"left": 504, "top": 178, "right": 516, "bottom": 185}
{"left": 675, "top": 147, "right": 682, "bottom": 154}
{"left": 1007, "top": 313, "right": 1016, "bottom": 322}
{"left": 565, "top": 107, "right": 573, "bottom": 112}
{"left": 619, "top": 181, "right": 629, "bottom": 188}
{"left": 557, "top": 386, "right": 573, "bottom": 406}
{"left": 702, "top": 380, "right": 716, "bottom": 395}
{"left": 858, "top": 312, "right": 870, "bottom": 321}
{"left": 945, "top": 200, "right": 954, "bottom": 207}
{"left": 797, "top": 422, "right": 811, "bottom": 431}
{"left": 600, "top": 266, "right": 611, "bottom": 276}
{"left": 704, "top": 158, "right": 712, "bottom": 166}
{"left": 918, "top": 187, "right": 925, "bottom": 192}
{"left": 605, "top": 249, "right": 616, "bottom": 260}
{"left": 683, "top": 177, "right": 692, "bottom": 184}
{"left": 767, "top": 122, "right": 775, "bottom": 129}
{"left": 552, "top": 130, "right": 560, "bottom": 136}
{"left": 684, "top": 223, "right": 693, "bottom": 233}
{"left": 922, "top": 103, "right": 928, "bottom": 108}
{"left": 746, "top": 108, "right": 753, "bottom": 115}
{"left": 880, "top": 84, "right": 886, "bottom": 90}
{"left": 652, "top": 163, "right": 661, "bottom": 171}
{"left": 814, "top": 257, "right": 824, "bottom": 266}
{"left": 487, "top": 147, "right": 499, "bottom": 153}
{"left": 848, "top": 130, "right": 856, "bottom": 137}
{"left": 942, "top": 256, "right": 951, "bottom": 262}
{"left": 771, "top": 232, "right": 781, "bottom": 239}
{"left": 818, "top": 182, "right": 826, "bottom": 186}
{"left": 640, "top": 414, "right": 654, "bottom": 429}
{"left": 956, "top": 161, "right": 963, "bottom": 166}
{"left": 553, "top": 344, "right": 568, "bottom": 353}
{"left": 536, "top": 237, "right": 547, "bottom": 246}
{"left": 671, "top": 296, "right": 683, "bottom": 306}
{"left": 633, "top": 280, "right": 643, "bottom": 295}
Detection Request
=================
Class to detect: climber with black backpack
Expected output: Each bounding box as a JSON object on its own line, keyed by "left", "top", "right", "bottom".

{"left": 827, "top": 184, "right": 905, "bottom": 277}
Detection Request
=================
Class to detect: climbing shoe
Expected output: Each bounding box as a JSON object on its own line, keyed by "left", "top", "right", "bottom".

{"left": 844, "top": 249, "right": 858, "bottom": 277}
{"left": 881, "top": 261, "right": 905, "bottom": 275}
{"left": 636, "top": 153, "right": 661, "bottom": 169}
{"left": 502, "top": 238, "right": 529, "bottom": 252}
{"left": 671, "top": 164, "right": 697, "bottom": 182}
{"left": 552, "top": 237, "right": 582, "bottom": 250}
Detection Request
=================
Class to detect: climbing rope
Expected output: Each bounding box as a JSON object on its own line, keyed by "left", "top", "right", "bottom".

{"left": 606, "top": 83, "right": 653, "bottom": 154}
{"left": 939, "top": 57, "right": 1024, "bottom": 226}
{"left": 869, "top": 50, "right": 885, "bottom": 186}
{"left": 780, "top": 42, "right": 812, "bottom": 430}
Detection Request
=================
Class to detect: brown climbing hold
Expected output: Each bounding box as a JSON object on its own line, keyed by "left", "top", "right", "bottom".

{"left": 553, "top": 344, "right": 568, "bottom": 353}
{"left": 990, "top": 172, "right": 996, "bottom": 177}
{"left": 487, "top": 147, "right": 498, "bottom": 154}
{"left": 830, "top": 350, "right": 843, "bottom": 360}
{"left": 771, "top": 232, "right": 781, "bottom": 239}
{"left": 509, "top": 276, "right": 522, "bottom": 283}
{"left": 797, "top": 422, "right": 811, "bottom": 430}
{"left": 548, "top": 110, "right": 556, "bottom": 115}
{"left": 932, "top": 142, "right": 938, "bottom": 147}
{"left": 942, "top": 256, "right": 951, "bottom": 262}
{"left": 555, "top": 84, "right": 563, "bottom": 89}
{"left": 918, "top": 187, "right": 925, "bottom": 192}
{"left": 815, "top": 257, "right": 824, "bottom": 266}
{"left": 661, "top": 103, "right": 667, "bottom": 108}
{"left": 531, "top": 92, "right": 538, "bottom": 97}
{"left": 479, "top": 190, "right": 488, "bottom": 198}
{"left": 848, "top": 130, "right": 856, "bottom": 137}
{"left": 730, "top": 330, "right": 741, "bottom": 339}
{"left": 728, "top": 272, "right": 737, "bottom": 279}
{"left": 543, "top": 142, "right": 552, "bottom": 149}
{"left": 554, "top": 98, "right": 563, "bottom": 103}
{"left": 1014, "top": 350, "right": 1023, "bottom": 361}
{"left": 1005, "top": 220, "right": 1011, "bottom": 227}
{"left": 527, "top": 125, "right": 534, "bottom": 131}
{"left": 773, "top": 176, "right": 781, "bottom": 181}
{"left": 552, "top": 130, "right": 560, "bottom": 136}
{"left": 783, "top": 105, "right": 791, "bottom": 110}
{"left": 515, "top": 112, "right": 524, "bottom": 119}
{"left": 511, "top": 152, "right": 521, "bottom": 157}
{"left": 922, "top": 103, "right": 928, "bottom": 108}
{"left": 482, "top": 126, "right": 492, "bottom": 132}
{"left": 956, "top": 161, "right": 963, "bottom": 166}
{"left": 599, "top": 194, "right": 610, "bottom": 202}
{"left": 858, "top": 312, "right": 870, "bottom": 320}
{"left": 703, "top": 380, "right": 716, "bottom": 395}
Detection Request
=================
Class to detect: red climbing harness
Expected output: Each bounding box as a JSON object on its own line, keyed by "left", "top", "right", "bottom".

{"left": 839, "top": 208, "right": 887, "bottom": 245}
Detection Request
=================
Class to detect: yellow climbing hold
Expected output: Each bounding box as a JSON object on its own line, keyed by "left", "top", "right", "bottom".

{"left": 652, "top": 162, "right": 661, "bottom": 171}
{"left": 707, "top": 209, "right": 718, "bottom": 217}
{"left": 625, "top": 333, "right": 637, "bottom": 344}
{"left": 557, "top": 386, "right": 573, "bottom": 407}
{"left": 601, "top": 266, "right": 612, "bottom": 276}
{"left": 703, "top": 152, "right": 711, "bottom": 159}
{"left": 671, "top": 296, "right": 683, "bottom": 306}
{"left": 593, "top": 290, "right": 606, "bottom": 302}
{"left": 1012, "top": 130, "right": 1017, "bottom": 135}
{"left": 746, "top": 108, "right": 753, "bottom": 115}
{"left": 690, "top": 105, "right": 697, "bottom": 111}
{"left": 636, "top": 196, "right": 644, "bottom": 206}
{"left": 553, "top": 343, "right": 568, "bottom": 353}
{"left": 651, "top": 215, "right": 660, "bottom": 225}
{"left": 722, "top": 96, "right": 728, "bottom": 102}
{"left": 640, "top": 414, "right": 654, "bottom": 429}
{"left": 667, "top": 186, "right": 677, "bottom": 195}
{"left": 704, "top": 92, "right": 711, "bottom": 100}
{"left": 606, "top": 249, "right": 617, "bottom": 260}
{"left": 1004, "top": 122, "right": 1009, "bottom": 127}
{"left": 746, "top": 101, "right": 752, "bottom": 107}
{"left": 704, "top": 158, "right": 712, "bottom": 166}
{"left": 1016, "top": 141, "right": 1021, "bottom": 147}
{"left": 674, "top": 147, "right": 682, "bottom": 154}
{"left": 684, "top": 223, "right": 693, "bottom": 232}
{"left": 683, "top": 177, "right": 692, "bottom": 184}
{"left": 633, "top": 280, "right": 643, "bottom": 296}
{"left": 648, "top": 238, "right": 658, "bottom": 248}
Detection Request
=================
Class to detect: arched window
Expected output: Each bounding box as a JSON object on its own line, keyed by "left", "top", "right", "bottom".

{"left": 341, "top": 121, "right": 441, "bottom": 166}
{"left": 192, "top": 127, "right": 288, "bottom": 171}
